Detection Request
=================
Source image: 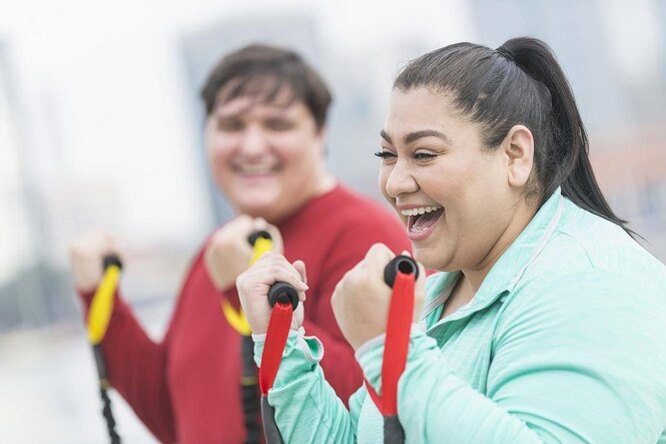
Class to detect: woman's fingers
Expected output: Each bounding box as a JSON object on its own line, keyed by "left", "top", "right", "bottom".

{"left": 292, "top": 260, "right": 308, "bottom": 302}
{"left": 236, "top": 252, "right": 308, "bottom": 334}
{"left": 240, "top": 253, "right": 308, "bottom": 292}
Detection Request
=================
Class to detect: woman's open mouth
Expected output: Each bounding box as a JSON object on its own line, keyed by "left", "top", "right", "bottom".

{"left": 401, "top": 206, "right": 444, "bottom": 240}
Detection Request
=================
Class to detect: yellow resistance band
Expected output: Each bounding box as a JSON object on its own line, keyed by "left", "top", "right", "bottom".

{"left": 87, "top": 264, "right": 121, "bottom": 345}
{"left": 221, "top": 236, "right": 273, "bottom": 335}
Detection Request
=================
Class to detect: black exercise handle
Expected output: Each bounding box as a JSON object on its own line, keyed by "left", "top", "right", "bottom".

{"left": 248, "top": 230, "right": 272, "bottom": 246}
{"left": 100, "top": 386, "right": 121, "bottom": 444}
{"left": 92, "top": 260, "right": 122, "bottom": 444}
{"left": 267, "top": 283, "right": 299, "bottom": 311}
{"left": 248, "top": 230, "right": 299, "bottom": 311}
{"left": 384, "top": 415, "right": 405, "bottom": 444}
{"left": 383, "top": 255, "right": 419, "bottom": 288}
{"left": 102, "top": 254, "right": 123, "bottom": 271}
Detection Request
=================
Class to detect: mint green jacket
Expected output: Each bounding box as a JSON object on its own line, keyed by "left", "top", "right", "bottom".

{"left": 253, "top": 188, "right": 666, "bottom": 443}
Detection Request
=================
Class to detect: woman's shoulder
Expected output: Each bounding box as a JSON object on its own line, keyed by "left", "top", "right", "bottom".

{"left": 505, "top": 206, "right": 665, "bottom": 321}
{"left": 498, "top": 231, "right": 665, "bottom": 355}
{"left": 535, "top": 205, "right": 664, "bottom": 287}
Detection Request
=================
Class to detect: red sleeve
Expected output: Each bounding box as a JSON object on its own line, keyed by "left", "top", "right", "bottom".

{"left": 78, "top": 291, "right": 176, "bottom": 444}
{"left": 301, "top": 218, "right": 412, "bottom": 405}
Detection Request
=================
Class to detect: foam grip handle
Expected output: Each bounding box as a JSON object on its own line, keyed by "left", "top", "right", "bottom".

{"left": 248, "top": 230, "right": 272, "bottom": 246}
{"left": 102, "top": 254, "right": 122, "bottom": 271}
{"left": 383, "top": 255, "right": 419, "bottom": 288}
{"left": 267, "top": 282, "right": 299, "bottom": 310}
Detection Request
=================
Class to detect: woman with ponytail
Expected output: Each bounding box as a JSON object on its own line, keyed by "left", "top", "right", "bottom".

{"left": 236, "top": 37, "right": 666, "bottom": 443}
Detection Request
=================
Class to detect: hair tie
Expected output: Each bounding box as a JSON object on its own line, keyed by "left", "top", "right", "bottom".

{"left": 496, "top": 46, "right": 515, "bottom": 63}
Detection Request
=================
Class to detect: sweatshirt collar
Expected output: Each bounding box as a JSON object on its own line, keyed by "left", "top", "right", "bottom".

{"left": 423, "top": 187, "right": 565, "bottom": 322}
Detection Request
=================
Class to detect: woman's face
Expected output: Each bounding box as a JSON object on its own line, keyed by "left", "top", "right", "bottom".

{"left": 205, "top": 88, "right": 326, "bottom": 223}
{"left": 379, "top": 87, "right": 521, "bottom": 272}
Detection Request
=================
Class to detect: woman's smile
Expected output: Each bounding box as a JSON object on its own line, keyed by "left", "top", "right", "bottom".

{"left": 400, "top": 205, "right": 445, "bottom": 240}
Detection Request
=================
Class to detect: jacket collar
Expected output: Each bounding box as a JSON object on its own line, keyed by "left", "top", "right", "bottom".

{"left": 422, "top": 187, "right": 566, "bottom": 323}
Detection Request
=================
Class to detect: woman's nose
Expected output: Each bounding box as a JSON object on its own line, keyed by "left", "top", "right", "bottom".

{"left": 384, "top": 160, "right": 418, "bottom": 198}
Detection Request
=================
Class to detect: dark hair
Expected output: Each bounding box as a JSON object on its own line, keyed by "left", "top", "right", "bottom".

{"left": 200, "top": 44, "right": 332, "bottom": 129}
{"left": 395, "top": 37, "right": 634, "bottom": 236}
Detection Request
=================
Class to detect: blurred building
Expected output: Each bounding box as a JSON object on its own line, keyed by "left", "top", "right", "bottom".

{"left": 0, "top": 42, "right": 70, "bottom": 329}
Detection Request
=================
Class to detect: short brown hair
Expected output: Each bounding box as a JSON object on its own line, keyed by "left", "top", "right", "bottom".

{"left": 200, "top": 44, "right": 332, "bottom": 129}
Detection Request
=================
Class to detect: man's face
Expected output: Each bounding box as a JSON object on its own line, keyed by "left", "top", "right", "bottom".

{"left": 205, "top": 89, "right": 326, "bottom": 223}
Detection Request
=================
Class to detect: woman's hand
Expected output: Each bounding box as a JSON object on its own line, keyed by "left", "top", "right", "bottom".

{"left": 236, "top": 253, "right": 308, "bottom": 334}
{"left": 204, "top": 215, "right": 283, "bottom": 291}
{"left": 331, "top": 244, "right": 426, "bottom": 350}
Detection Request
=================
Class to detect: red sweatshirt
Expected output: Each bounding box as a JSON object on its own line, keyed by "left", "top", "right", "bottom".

{"left": 80, "top": 185, "right": 410, "bottom": 443}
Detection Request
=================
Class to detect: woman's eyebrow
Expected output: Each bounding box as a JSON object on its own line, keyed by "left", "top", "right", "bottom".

{"left": 380, "top": 129, "right": 393, "bottom": 144}
{"left": 380, "top": 129, "right": 449, "bottom": 145}
{"left": 403, "top": 129, "right": 449, "bottom": 144}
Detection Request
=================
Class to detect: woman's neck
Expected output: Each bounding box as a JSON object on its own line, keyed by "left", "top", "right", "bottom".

{"left": 462, "top": 197, "right": 537, "bottom": 291}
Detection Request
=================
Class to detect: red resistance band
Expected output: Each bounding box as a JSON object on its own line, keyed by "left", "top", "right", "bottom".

{"left": 259, "top": 301, "right": 294, "bottom": 395}
{"left": 365, "top": 270, "right": 415, "bottom": 416}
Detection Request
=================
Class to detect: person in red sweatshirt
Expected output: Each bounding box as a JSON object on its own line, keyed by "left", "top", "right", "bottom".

{"left": 69, "top": 44, "right": 410, "bottom": 444}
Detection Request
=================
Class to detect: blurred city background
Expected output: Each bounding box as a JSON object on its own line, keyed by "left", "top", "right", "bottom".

{"left": 1, "top": 0, "right": 665, "bottom": 442}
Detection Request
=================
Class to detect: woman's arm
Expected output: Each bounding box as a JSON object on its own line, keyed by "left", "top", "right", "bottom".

{"left": 360, "top": 271, "right": 666, "bottom": 443}
{"left": 237, "top": 253, "right": 361, "bottom": 442}
{"left": 253, "top": 331, "right": 361, "bottom": 443}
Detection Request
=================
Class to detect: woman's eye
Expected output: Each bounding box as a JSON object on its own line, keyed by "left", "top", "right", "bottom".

{"left": 374, "top": 151, "right": 397, "bottom": 160}
{"left": 414, "top": 152, "right": 437, "bottom": 161}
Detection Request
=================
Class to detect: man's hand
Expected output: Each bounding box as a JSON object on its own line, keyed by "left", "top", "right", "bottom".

{"left": 69, "top": 230, "right": 121, "bottom": 293}
{"left": 204, "top": 215, "right": 283, "bottom": 291}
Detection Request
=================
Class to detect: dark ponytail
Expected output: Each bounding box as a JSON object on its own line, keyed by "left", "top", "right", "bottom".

{"left": 501, "top": 38, "right": 632, "bottom": 234}
{"left": 395, "top": 37, "right": 634, "bottom": 237}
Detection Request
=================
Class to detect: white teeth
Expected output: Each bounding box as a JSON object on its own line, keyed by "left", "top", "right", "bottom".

{"left": 238, "top": 165, "right": 274, "bottom": 174}
{"left": 400, "top": 206, "right": 442, "bottom": 216}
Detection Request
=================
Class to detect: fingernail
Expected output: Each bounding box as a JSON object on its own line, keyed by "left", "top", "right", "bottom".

{"left": 401, "top": 250, "right": 411, "bottom": 257}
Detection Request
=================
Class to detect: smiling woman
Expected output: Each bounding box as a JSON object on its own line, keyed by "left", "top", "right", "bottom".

{"left": 237, "top": 37, "right": 666, "bottom": 443}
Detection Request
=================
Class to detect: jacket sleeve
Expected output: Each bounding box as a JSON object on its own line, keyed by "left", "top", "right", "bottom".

{"left": 359, "top": 271, "right": 666, "bottom": 443}
{"left": 253, "top": 331, "right": 361, "bottom": 443}
{"left": 79, "top": 290, "right": 176, "bottom": 443}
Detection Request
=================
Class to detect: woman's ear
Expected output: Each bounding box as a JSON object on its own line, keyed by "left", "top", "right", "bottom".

{"left": 503, "top": 125, "right": 535, "bottom": 188}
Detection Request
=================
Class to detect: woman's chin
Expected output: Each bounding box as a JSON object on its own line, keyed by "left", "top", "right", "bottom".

{"left": 412, "top": 253, "right": 438, "bottom": 270}
{"left": 413, "top": 249, "right": 454, "bottom": 272}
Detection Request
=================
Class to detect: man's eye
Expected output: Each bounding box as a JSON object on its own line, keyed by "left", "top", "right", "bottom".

{"left": 217, "top": 119, "right": 242, "bottom": 131}
{"left": 266, "top": 119, "right": 294, "bottom": 131}
{"left": 374, "top": 151, "right": 397, "bottom": 159}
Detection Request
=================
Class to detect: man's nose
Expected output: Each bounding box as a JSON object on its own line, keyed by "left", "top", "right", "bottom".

{"left": 239, "top": 126, "right": 269, "bottom": 157}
